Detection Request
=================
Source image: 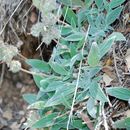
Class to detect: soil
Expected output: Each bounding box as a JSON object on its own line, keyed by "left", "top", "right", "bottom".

{"left": 0, "top": 68, "right": 37, "bottom": 130}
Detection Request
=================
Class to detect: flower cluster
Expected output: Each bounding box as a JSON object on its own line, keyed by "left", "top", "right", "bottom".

{"left": 0, "top": 40, "right": 21, "bottom": 73}
{"left": 31, "top": 0, "right": 60, "bottom": 45}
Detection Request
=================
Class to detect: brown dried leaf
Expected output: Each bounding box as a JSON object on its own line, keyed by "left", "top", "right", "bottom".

{"left": 80, "top": 112, "right": 94, "bottom": 130}
{"left": 102, "top": 66, "right": 116, "bottom": 79}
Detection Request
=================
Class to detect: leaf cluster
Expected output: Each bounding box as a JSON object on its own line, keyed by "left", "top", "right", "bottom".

{"left": 24, "top": 0, "right": 129, "bottom": 129}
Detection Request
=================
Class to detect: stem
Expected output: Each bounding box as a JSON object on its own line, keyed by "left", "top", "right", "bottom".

{"left": 66, "top": 25, "right": 90, "bottom": 130}
{"left": 20, "top": 68, "right": 48, "bottom": 77}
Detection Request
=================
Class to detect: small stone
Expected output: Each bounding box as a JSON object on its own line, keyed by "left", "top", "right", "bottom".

{"left": 10, "top": 122, "right": 20, "bottom": 130}
{"left": 21, "top": 87, "right": 26, "bottom": 93}
{"left": 3, "top": 110, "right": 12, "bottom": 120}
{"left": 16, "top": 82, "right": 23, "bottom": 89}
{"left": 19, "top": 111, "right": 24, "bottom": 115}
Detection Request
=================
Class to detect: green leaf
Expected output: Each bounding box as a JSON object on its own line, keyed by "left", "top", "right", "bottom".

{"left": 109, "top": 0, "right": 125, "bottom": 9}
{"left": 72, "top": 120, "right": 87, "bottom": 129}
{"left": 108, "top": 32, "right": 126, "bottom": 41}
{"left": 62, "top": 6, "right": 78, "bottom": 25}
{"left": 76, "top": 90, "right": 89, "bottom": 102}
{"left": 32, "top": 113, "right": 58, "bottom": 128}
{"left": 99, "top": 32, "right": 125, "bottom": 59}
{"left": 40, "top": 78, "right": 50, "bottom": 90}
{"left": 23, "top": 94, "right": 37, "bottom": 104}
{"left": 85, "top": 0, "right": 94, "bottom": 8}
{"left": 69, "top": 53, "right": 82, "bottom": 68}
{"left": 113, "top": 117, "right": 130, "bottom": 129}
{"left": 49, "top": 62, "right": 68, "bottom": 75}
{"left": 87, "top": 97, "right": 97, "bottom": 118}
{"left": 87, "top": 42, "right": 100, "bottom": 67}
{"left": 70, "top": 44, "right": 77, "bottom": 57}
{"left": 28, "top": 101, "right": 45, "bottom": 109}
{"left": 50, "top": 125, "right": 61, "bottom": 130}
{"left": 59, "top": 0, "right": 83, "bottom": 7}
{"left": 36, "top": 91, "right": 48, "bottom": 100}
{"left": 89, "top": 81, "right": 108, "bottom": 102}
{"left": 95, "top": 0, "right": 103, "bottom": 8}
{"left": 77, "top": 9, "right": 87, "bottom": 27}
{"left": 77, "top": 38, "right": 85, "bottom": 49}
{"left": 26, "top": 59, "right": 51, "bottom": 73}
{"left": 106, "top": 87, "right": 130, "bottom": 101}
{"left": 71, "top": 18, "right": 77, "bottom": 28}
{"left": 33, "top": 75, "right": 43, "bottom": 88}
{"left": 45, "top": 85, "right": 74, "bottom": 107}
{"left": 50, "top": 116, "right": 69, "bottom": 129}
{"left": 106, "top": 6, "right": 123, "bottom": 25}
{"left": 99, "top": 37, "right": 115, "bottom": 58}
{"left": 43, "top": 81, "right": 65, "bottom": 92}
{"left": 61, "top": 26, "right": 73, "bottom": 36}
{"left": 65, "top": 32, "right": 84, "bottom": 41}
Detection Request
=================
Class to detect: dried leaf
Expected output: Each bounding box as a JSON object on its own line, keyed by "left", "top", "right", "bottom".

{"left": 103, "top": 73, "right": 113, "bottom": 86}
{"left": 80, "top": 112, "right": 94, "bottom": 130}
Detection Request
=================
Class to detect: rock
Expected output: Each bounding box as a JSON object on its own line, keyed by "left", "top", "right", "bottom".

{"left": 3, "top": 110, "right": 12, "bottom": 120}
{"left": 10, "top": 122, "right": 20, "bottom": 130}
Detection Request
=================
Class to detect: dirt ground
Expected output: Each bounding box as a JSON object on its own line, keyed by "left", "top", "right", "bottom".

{"left": 0, "top": 67, "right": 37, "bottom": 130}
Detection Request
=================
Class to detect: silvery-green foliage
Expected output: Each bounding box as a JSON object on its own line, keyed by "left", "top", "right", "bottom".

{"left": 25, "top": 0, "right": 127, "bottom": 129}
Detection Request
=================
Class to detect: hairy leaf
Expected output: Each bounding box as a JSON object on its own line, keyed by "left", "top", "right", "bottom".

{"left": 23, "top": 94, "right": 37, "bottom": 104}
{"left": 89, "top": 81, "right": 108, "bottom": 102}
{"left": 106, "top": 87, "right": 130, "bottom": 101}
{"left": 106, "top": 6, "right": 123, "bottom": 25}
{"left": 62, "top": 6, "right": 78, "bottom": 25}
{"left": 32, "top": 113, "right": 58, "bottom": 128}
{"left": 87, "top": 42, "right": 100, "bottom": 67}
{"left": 26, "top": 59, "right": 51, "bottom": 73}
{"left": 109, "top": 0, "right": 125, "bottom": 9}
{"left": 65, "top": 32, "right": 84, "bottom": 41}
{"left": 95, "top": 0, "right": 103, "bottom": 8}
{"left": 49, "top": 62, "right": 68, "bottom": 75}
